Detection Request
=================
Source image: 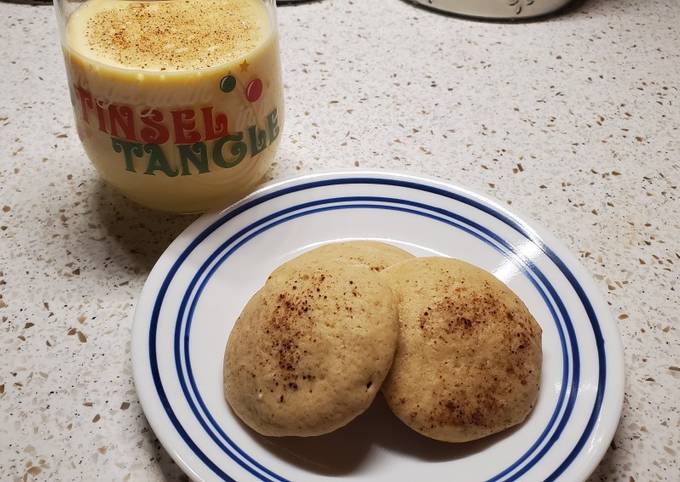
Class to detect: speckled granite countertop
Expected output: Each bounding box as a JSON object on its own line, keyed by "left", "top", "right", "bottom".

{"left": 1, "top": 0, "right": 678, "bottom": 480}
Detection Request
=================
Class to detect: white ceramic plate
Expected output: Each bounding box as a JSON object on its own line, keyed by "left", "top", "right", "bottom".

{"left": 132, "top": 171, "right": 624, "bottom": 482}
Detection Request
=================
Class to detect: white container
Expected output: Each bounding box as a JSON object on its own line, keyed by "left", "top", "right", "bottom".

{"left": 413, "top": 0, "right": 573, "bottom": 19}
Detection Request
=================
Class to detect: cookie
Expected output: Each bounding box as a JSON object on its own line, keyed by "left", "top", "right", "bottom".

{"left": 272, "top": 241, "right": 413, "bottom": 276}
{"left": 381, "top": 257, "right": 542, "bottom": 442}
{"left": 224, "top": 258, "right": 399, "bottom": 436}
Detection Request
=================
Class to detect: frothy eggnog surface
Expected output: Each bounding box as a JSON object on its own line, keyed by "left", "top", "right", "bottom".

{"left": 68, "top": 0, "right": 268, "bottom": 71}
{"left": 64, "top": 0, "right": 284, "bottom": 212}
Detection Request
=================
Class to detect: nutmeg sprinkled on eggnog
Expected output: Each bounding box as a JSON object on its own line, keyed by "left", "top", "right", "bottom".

{"left": 69, "top": 0, "right": 268, "bottom": 71}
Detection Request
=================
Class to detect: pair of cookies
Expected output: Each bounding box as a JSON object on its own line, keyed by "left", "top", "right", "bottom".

{"left": 223, "top": 241, "right": 542, "bottom": 442}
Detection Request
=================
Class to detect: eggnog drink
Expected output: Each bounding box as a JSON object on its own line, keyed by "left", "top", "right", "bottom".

{"left": 63, "top": 0, "right": 283, "bottom": 212}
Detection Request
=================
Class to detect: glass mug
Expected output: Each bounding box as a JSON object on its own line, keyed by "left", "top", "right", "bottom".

{"left": 54, "top": 0, "right": 284, "bottom": 213}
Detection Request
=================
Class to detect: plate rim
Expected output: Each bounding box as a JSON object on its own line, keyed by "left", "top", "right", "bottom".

{"left": 132, "top": 170, "right": 625, "bottom": 482}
